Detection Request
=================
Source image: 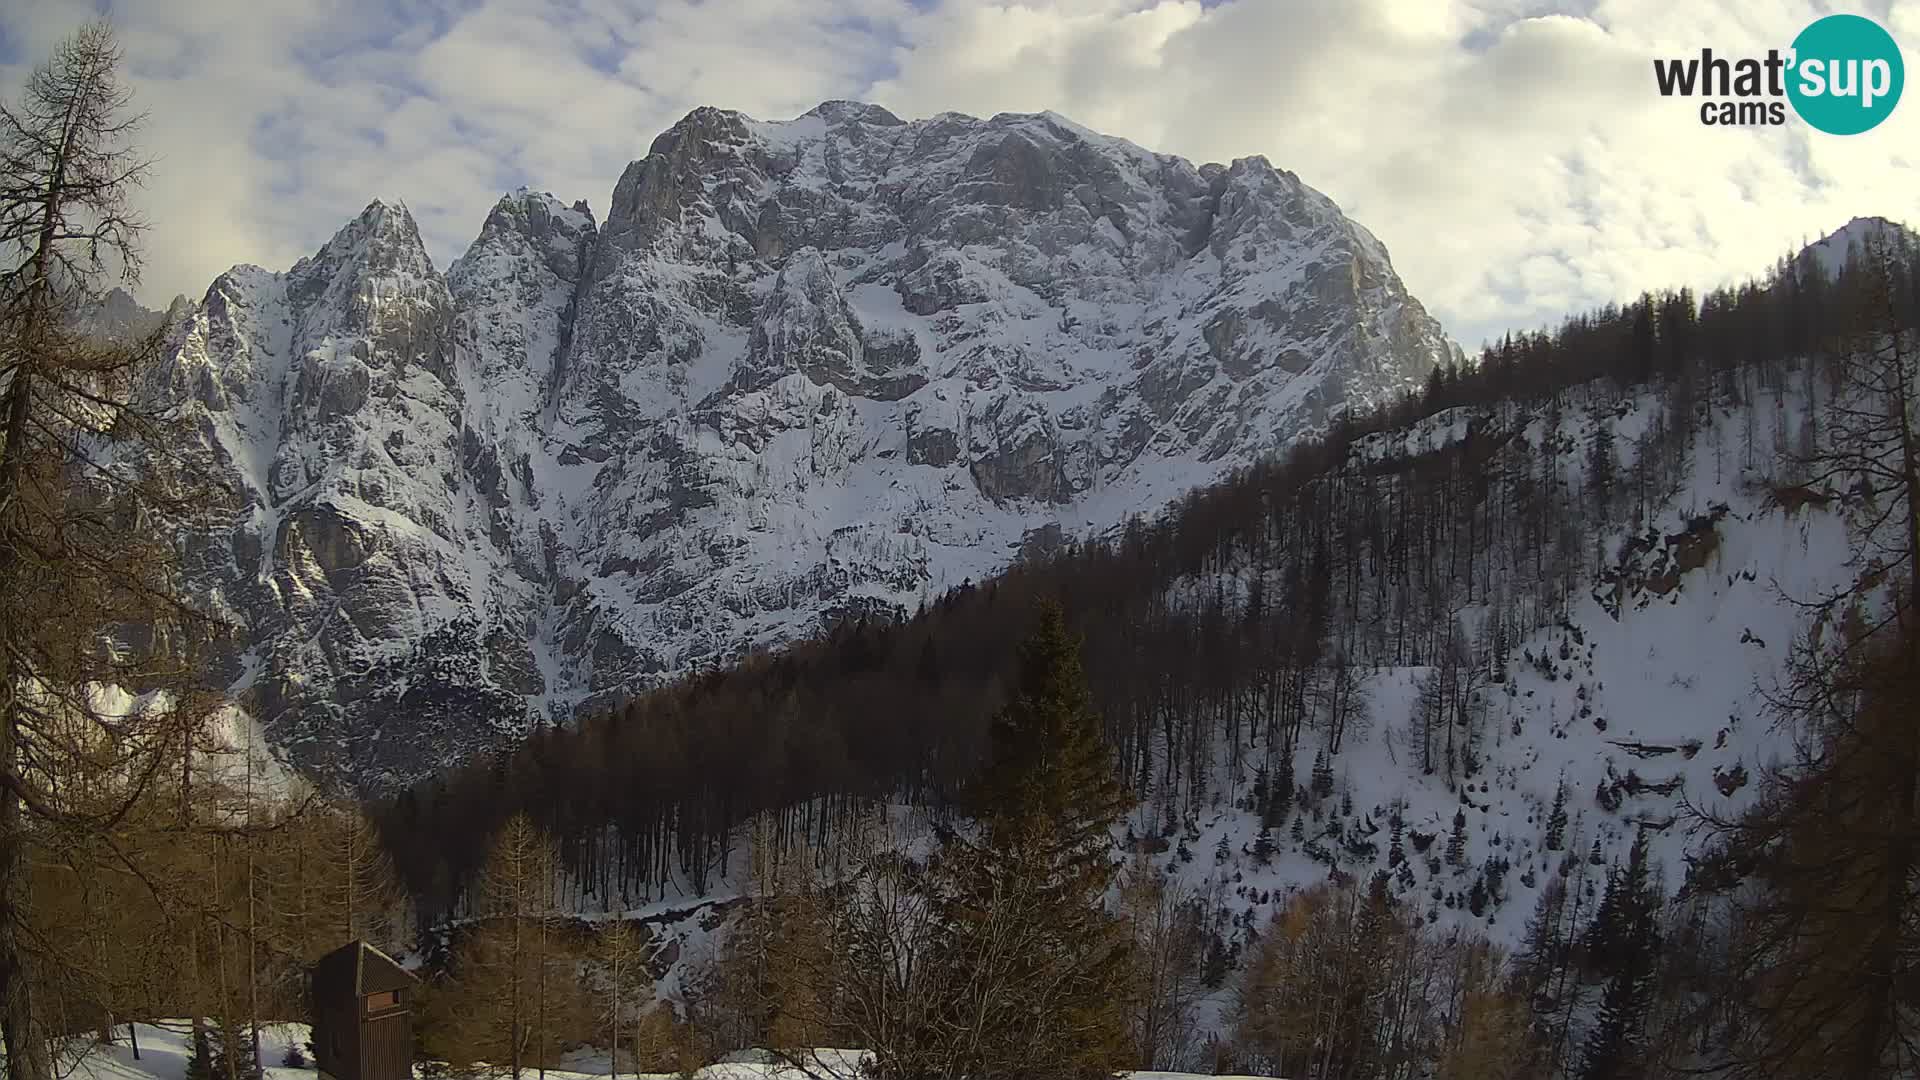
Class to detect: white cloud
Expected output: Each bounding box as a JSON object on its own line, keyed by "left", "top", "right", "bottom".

{"left": 0, "top": 0, "right": 1912, "bottom": 348}
{"left": 876, "top": 0, "right": 1920, "bottom": 344}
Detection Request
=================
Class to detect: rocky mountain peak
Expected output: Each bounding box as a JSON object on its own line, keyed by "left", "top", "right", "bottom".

{"left": 159, "top": 101, "right": 1460, "bottom": 790}
{"left": 803, "top": 99, "right": 904, "bottom": 126}
{"left": 79, "top": 286, "right": 164, "bottom": 344}
{"left": 451, "top": 190, "right": 597, "bottom": 352}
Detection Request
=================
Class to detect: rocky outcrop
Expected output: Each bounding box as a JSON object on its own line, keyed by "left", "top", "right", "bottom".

{"left": 157, "top": 105, "right": 1458, "bottom": 791}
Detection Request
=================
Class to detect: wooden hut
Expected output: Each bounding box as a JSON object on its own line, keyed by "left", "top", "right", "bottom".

{"left": 310, "top": 941, "right": 417, "bottom": 1080}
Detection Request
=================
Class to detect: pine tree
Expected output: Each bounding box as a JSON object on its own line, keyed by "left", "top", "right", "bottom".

{"left": 929, "top": 601, "right": 1135, "bottom": 1080}
{"left": 1252, "top": 827, "right": 1275, "bottom": 867}
{"left": 1584, "top": 862, "right": 1625, "bottom": 972}
{"left": 1517, "top": 873, "right": 1569, "bottom": 1006}
{"left": 185, "top": 1024, "right": 215, "bottom": 1080}
{"left": 1447, "top": 810, "right": 1469, "bottom": 869}
{"left": 1587, "top": 409, "right": 1616, "bottom": 513}
{"left": 1311, "top": 749, "right": 1335, "bottom": 800}
{"left": 1272, "top": 754, "right": 1296, "bottom": 824}
{"left": 1545, "top": 777, "right": 1569, "bottom": 852}
{"left": 916, "top": 635, "right": 941, "bottom": 687}
{"left": 211, "top": 1016, "right": 261, "bottom": 1080}
{"left": 1579, "top": 831, "right": 1659, "bottom": 1080}
{"left": 1387, "top": 813, "right": 1406, "bottom": 868}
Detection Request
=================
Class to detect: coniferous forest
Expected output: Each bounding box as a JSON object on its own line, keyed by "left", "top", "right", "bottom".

{"left": 5, "top": 18, "right": 1920, "bottom": 1080}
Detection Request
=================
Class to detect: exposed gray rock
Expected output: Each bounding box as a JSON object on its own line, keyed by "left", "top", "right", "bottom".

{"left": 155, "top": 106, "right": 1456, "bottom": 792}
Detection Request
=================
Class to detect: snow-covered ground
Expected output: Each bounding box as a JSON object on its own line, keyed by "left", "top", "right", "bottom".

{"left": 74, "top": 1024, "right": 314, "bottom": 1080}
{"left": 1133, "top": 380, "right": 1864, "bottom": 955}
{"left": 72, "top": 1024, "right": 1279, "bottom": 1080}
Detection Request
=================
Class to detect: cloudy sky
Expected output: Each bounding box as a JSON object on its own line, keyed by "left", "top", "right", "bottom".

{"left": 0, "top": 0, "right": 1914, "bottom": 348}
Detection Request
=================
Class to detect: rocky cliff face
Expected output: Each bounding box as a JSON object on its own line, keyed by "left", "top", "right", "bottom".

{"left": 154, "top": 103, "right": 1455, "bottom": 790}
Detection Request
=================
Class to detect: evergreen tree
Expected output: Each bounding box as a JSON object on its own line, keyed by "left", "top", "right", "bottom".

{"left": 916, "top": 635, "right": 942, "bottom": 687}
{"left": 1447, "top": 810, "right": 1469, "bottom": 869}
{"left": 1579, "top": 830, "right": 1660, "bottom": 1080}
{"left": 1587, "top": 410, "right": 1616, "bottom": 513}
{"left": 1311, "top": 749, "right": 1335, "bottom": 800}
{"left": 1387, "top": 813, "right": 1406, "bottom": 868}
{"left": 211, "top": 1016, "right": 261, "bottom": 1080}
{"left": 185, "top": 1024, "right": 215, "bottom": 1080}
{"left": 1545, "top": 776, "right": 1569, "bottom": 852}
{"left": 1584, "top": 862, "right": 1625, "bottom": 972}
{"left": 1272, "top": 754, "right": 1296, "bottom": 825}
{"left": 1630, "top": 293, "right": 1657, "bottom": 381}
{"left": 929, "top": 601, "right": 1135, "bottom": 1080}
{"left": 1252, "top": 827, "right": 1275, "bottom": 867}
{"left": 1517, "top": 873, "right": 1569, "bottom": 1006}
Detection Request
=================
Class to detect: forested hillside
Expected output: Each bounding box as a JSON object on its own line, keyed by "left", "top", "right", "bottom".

{"left": 379, "top": 221, "right": 1914, "bottom": 906}
{"left": 359, "top": 223, "right": 1919, "bottom": 1075}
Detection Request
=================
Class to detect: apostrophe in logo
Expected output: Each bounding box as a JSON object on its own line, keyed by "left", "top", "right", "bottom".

{"left": 1653, "top": 13, "right": 1904, "bottom": 133}
{"left": 1786, "top": 14, "right": 1903, "bottom": 134}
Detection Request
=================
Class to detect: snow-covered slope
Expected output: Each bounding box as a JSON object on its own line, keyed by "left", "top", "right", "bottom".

{"left": 73, "top": 1023, "right": 1275, "bottom": 1080}
{"left": 1147, "top": 384, "right": 1861, "bottom": 953}
{"left": 153, "top": 102, "right": 1456, "bottom": 789}
{"left": 556, "top": 378, "right": 1868, "bottom": 1001}
{"left": 553, "top": 103, "right": 1453, "bottom": 699}
{"left": 1800, "top": 214, "right": 1909, "bottom": 281}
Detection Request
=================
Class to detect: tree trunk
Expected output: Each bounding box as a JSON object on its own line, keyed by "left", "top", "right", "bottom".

{"left": 0, "top": 358, "right": 49, "bottom": 1080}
{"left": 0, "top": 701, "right": 50, "bottom": 1080}
{"left": 219, "top": 843, "right": 239, "bottom": 1080}
{"left": 94, "top": 899, "right": 116, "bottom": 1044}
{"left": 190, "top": 909, "right": 208, "bottom": 1080}
{"left": 510, "top": 904, "right": 522, "bottom": 1080}
{"left": 247, "top": 748, "right": 261, "bottom": 1077}
{"left": 537, "top": 907, "right": 547, "bottom": 1080}
{"left": 345, "top": 813, "right": 357, "bottom": 944}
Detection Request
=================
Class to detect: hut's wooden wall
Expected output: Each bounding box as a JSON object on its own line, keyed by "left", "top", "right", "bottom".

{"left": 358, "top": 1004, "right": 413, "bottom": 1080}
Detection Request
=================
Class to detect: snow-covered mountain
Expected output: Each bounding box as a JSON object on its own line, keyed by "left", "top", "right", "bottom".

{"left": 151, "top": 102, "right": 1455, "bottom": 789}
{"left": 1799, "top": 214, "right": 1909, "bottom": 281}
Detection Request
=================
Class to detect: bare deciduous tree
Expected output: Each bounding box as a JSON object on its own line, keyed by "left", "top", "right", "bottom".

{"left": 0, "top": 21, "right": 219, "bottom": 1080}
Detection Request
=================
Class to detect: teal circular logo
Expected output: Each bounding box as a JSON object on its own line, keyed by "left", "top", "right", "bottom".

{"left": 1787, "top": 14, "right": 1904, "bottom": 135}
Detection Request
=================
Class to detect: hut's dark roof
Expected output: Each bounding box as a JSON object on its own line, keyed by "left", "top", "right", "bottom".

{"left": 313, "top": 941, "right": 416, "bottom": 999}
